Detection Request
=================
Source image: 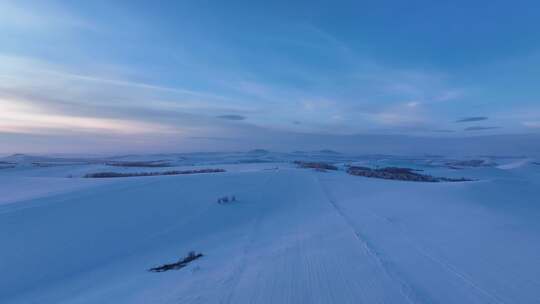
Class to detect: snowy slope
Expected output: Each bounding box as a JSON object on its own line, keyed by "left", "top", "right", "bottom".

{"left": 1, "top": 155, "right": 540, "bottom": 303}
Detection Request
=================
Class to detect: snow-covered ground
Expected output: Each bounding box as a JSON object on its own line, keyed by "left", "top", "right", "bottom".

{"left": 1, "top": 152, "right": 539, "bottom": 303}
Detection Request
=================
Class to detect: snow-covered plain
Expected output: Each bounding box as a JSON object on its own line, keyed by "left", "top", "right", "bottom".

{"left": 1, "top": 152, "right": 539, "bottom": 303}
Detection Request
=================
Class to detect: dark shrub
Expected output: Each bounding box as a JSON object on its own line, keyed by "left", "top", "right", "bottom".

{"left": 84, "top": 168, "right": 225, "bottom": 178}
{"left": 149, "top": 251, "right": 204, "bottom": 272}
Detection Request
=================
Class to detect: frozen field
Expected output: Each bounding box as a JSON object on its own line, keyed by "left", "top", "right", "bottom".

{"left": 1, "top": 152, "right": 539, "bottom": 303}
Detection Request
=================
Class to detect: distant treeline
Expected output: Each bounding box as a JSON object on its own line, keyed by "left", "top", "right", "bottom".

{"left": 105, "top": 161, "right": 172, "bottom": 167}
{"left": 347, "top": 166, "right": 474, "bottom": 182}
{"left": 294, "top": 161, "right": 338, "bottom": 171}
{"left": 0, "top": 161, "right": 16, "bottom": 169}
{"left": 84, "top": 168, "right": 225, "bottom": 178}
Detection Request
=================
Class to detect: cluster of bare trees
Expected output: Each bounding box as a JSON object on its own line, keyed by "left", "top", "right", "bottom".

{"left": 217, "top": 195, "right": 236, "bottom": 204}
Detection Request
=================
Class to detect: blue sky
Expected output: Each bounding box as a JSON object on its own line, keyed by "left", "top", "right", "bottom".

{"left": 1, "top": 0, "right": 539, "bottom": 153}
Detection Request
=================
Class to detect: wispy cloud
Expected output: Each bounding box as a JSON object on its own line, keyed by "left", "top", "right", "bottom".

{"left": 523, "top": 121, "right": 540, "bottom": 128}
{"left": 0, "top": 55, "right": 255, "bottom": 139}
{"left": 0, "top": 55, "right": 230, "bottom": 103}
{"left": 464, "top": 126, "right": 500, "bottom": 131}
{"left": 189, "top": 136, "right": 238, "bottom": 141}
{"left": 0, "top": 1, "right": 93, "bottom": 31}
{"left": 0, "top": 54, "right": 250, "bottom": 113}
{"left": 406, "top": 101, "right": 421, "bottom": 108}
{"left": 456, "top": 116, "right": 488, "bottom": 123}
{"left": 0, "top": 98, "right": 180, "bottom": 135}
{"left": 216, "top": 114, "right": 246, "bottom": 121}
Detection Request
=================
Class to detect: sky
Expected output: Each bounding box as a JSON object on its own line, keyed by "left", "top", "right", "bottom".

{"left": 1, "top": 0, "right": 540, "bottom": 153}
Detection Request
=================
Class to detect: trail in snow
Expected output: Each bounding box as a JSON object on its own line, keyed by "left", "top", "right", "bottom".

{"left": 220, "top": 170, "right": 413, "bottom": 303}
{"left": 318, "top": 176, "right": 420, "bottom": 304}
{"left": 316, "top": 172, "right": 540, "bottom": 303}
{"left": 221, "top": 171, "right": 277, "bottom": 304}
{"left": 367, "top": 213, "right": 507, "bottom": 304}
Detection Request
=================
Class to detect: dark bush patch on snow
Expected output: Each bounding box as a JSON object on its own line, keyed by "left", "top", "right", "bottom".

{"left": 0, "top": 160, "right": 16, "bottom": 169}
{"left": 84, "top": 168, "right": 225, "bottom": 178}
{"left": 149, "top": 251, "right": 203, "bottom": 272}
{"left": 217, "top": 195, "right": 236, "bottom": 204}
{"left": 347, "top": 166, "right": 474, "bottom": 182}
{"left": 294, "top": 161, "right": 338, "bottom": 171}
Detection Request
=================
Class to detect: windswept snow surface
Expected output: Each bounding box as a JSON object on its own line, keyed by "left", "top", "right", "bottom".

{"left": 1, "top": 153, "right": 540, "bottom": 303}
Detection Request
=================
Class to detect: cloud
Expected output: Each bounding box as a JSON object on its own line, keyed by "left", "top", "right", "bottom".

{"left": 523, "top": 121, "right": 540, "bottom": 128}
{"left": 1, "top": 38, "right": 465, "bottom": 140}
{"left": 432, "top": 129, "right": 456, "bottom": 133}
{"left": 0, "top": 98, "right": 180, "bottom": 135}
{"left": 0, "top": 54, "right": 230, "bottom": 104}
{"left": 464, "top": 126, "right": 500, "bottom": 131}
{"left": 189, "top": 136, "right": 238, "bottom": 141}
{"left": 368, "top": 101, "right": 429, "bottom": 129}
{"left": 0, "top": 55, "right": 259, "bottom": 138}
{"left": 1, "top": 43, "right": 261, "bottom": 142}
{"left": 455, "top": 116, "right": 488, "bottom": 123}
{"left": 435, "top": 90, "right": 464, "bottom": 102}
{"left": 374, "top": 112, "right": 418, "bottom": 125}
{"left": 216, "top": 114, "right": 246, "bottom": 121}
{"left": 0, "top": 1, "right": 93, "bottom": 31}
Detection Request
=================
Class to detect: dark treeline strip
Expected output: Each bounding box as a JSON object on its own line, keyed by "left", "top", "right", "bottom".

{"left": 84, "top": 168, "right": 225, "bottom": 178}
{"left": 294, "top": 161, "right": 338, "bottom": 171}
{"left": 347, "top": 166, "right": 474, "bottom": 182}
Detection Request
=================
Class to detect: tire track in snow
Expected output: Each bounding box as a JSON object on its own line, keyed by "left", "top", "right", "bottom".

{"left": 220, "top": 171, "right": 278, "bottom": 304}
{"left": 320, "top": 175, "right": 507, "bottom": 304}
{"left": 369, "top": 213, "right": 508, "bottom": 304}
{"left": 318, "top": 176, "right": 421, "bottom": 304}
